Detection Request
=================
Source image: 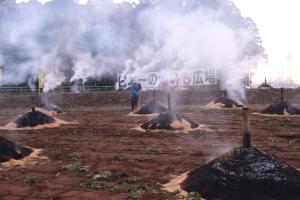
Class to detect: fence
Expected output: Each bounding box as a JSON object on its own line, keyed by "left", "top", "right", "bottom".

{"left": 0, "top": 85, "right": 115, "bottom": 94}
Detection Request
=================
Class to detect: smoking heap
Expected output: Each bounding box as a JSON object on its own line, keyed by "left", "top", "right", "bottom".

{"left": 181, "top": 108, "right": 300, "bottom": 200}
{"left": 209, "top": 91, "right": 243, "bottom": 108}
{"left": 0, "top": 136, "right": 33, "bottom": 163}
{"left": 15, "top": 107, "right": 56, "bottom": 128}
{"left": 262, "top": 89, "right": 300, "bottom": 115}
{"left": 140, "top": 111, "right": 198, "bottom": 131}
{"left": 134, "top": 100, "right": 167, "bottom": 115}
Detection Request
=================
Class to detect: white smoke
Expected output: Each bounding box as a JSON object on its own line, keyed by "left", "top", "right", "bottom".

{"left": 0, "top": 0, "right": 264, "bottom": 99}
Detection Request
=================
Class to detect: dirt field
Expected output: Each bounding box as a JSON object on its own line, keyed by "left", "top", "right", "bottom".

{"left": 0, "top": 90, "right": 300, "bottom": 200}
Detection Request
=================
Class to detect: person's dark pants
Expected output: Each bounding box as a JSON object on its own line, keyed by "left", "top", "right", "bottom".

{"left": 131, "top": 95, "right": 139, "bottom": 111}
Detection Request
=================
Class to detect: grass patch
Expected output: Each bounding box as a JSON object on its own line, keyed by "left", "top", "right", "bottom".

{"left": 135, "top": 155, "right": 150, "bottom": 162}
{"left": 145, "top": 146, "right": 161, "bottom": 154}
{"left": 24, "top": 175, "right": 43, "bottom": 185}
{"left": 184, "top": 192, "right": 202, "bottom": 200}
{"left": 119, "top": 176, "right": 141, "bottom": 185}
{"left": 63, "top": 163, "right": 89, "bottom": 173}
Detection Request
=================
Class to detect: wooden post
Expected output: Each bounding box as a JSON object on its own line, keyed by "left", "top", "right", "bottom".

{"left": 32, "top": 107, "right": 36, "bottom": 112}
{"left": 224, "top": 90, "right": 227, "bottom": 97}
{"left": 242, "top": 107, "right": 251, "bottom": 148}
{"left": 153, "top": 90, "right": 156, "bottom": 102}
{"left": 280, "top": 88, "right": 284, "bottom": 101}
{"left": 167, "top": 93, "right": 171, "bottom": 111}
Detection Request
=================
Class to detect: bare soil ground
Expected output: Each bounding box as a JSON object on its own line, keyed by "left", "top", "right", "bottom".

{"left": 0, "top": 91, "right": 299, "bottom": 200}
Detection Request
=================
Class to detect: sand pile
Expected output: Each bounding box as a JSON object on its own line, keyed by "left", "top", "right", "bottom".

{"left": 133, "top": 100, "right": 167, "bottom": 115}
{"left": 262, "top": 101, "right": 300, "bottom": 115}
{"left": 0, "top": 136, "right": 33, "bottom": 163}
{"left": 181, "top": 147, "right": 300, "bottom": 200}
{"left": 140, "top": 111, "right": 198, "bottom": 131}
{"left": 207, "top": 97, "right": 243, "bottom": 109}
{"left": 15, "top": 107, "right": 56, "bottom": 128}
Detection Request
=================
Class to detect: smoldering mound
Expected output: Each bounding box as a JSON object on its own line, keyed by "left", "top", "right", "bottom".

{"left": 0, "top": 136, "right": 33, "bottom": 163}
{"left": 15, "top": 107, "right": 56, "bottom": 128}
{"left": 262, "top": 101, "right": 300, "bottom": 115}
{"left": 206, "top": 97, "right": 243, "bottom": 109}
{"left": 140, "top": 111, "right": 199, "bottom": 131}
{"left": 134, "top": 100, "right": 168, "bottom": 115}
{"left": 181, "top": 147, "right": 300, "bottom": 200}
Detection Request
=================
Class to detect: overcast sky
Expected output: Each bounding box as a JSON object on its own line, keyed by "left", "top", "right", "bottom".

{"left": 16, "top": 0, "right": 300, "bottom": 85}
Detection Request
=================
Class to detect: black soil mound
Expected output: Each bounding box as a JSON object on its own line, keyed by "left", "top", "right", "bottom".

{"left": 262, "top": 101, "right": 300, "bottom": 115}
{"left": 140, "top": 111, "right": 198, "bottom": 131}
{"left": 258, "top": 83, "right": 273, "bottom": 89}
{"left": 181, "top": 147, "right": 300, "bottom": 200}
{"left": 15, "top": 107, "right": 56, "bottom": 128}
{"left": 134, "top": 101, "right": 167, "bottom": 114}
{"left": 214, "top": 97, "right": 242, "bottom": 108}
{"left": 0, "top": 136, "right": 33, "bottom": 163}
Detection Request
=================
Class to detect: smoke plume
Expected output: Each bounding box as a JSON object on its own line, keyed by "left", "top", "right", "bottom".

{"left": 0, "top": 0, "right": 264, "bottom": 99}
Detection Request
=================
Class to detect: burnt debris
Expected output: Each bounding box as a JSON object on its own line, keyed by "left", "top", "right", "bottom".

{"left": 0, "top": 136, "right": 33, "bottom": 163}
{"left": 15, "top": 107, "right": 56, "bottom": 128}
{"left": 181, "top": 147, "right": 300, "bottom": 200}
{"left": 134, "top": 100, "right": 168, "bottom": 115}
{"left": 140, "top": 111, "right": 198, "bottom": 131}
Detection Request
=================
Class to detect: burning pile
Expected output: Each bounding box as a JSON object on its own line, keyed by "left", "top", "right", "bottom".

{"left": 258, "top": 78, "right": 273, "bottom": 89}
{"left": 262, "top": 89, "right": 300, "bottom": 115}
{"left": 140, "top": 111, "right": 198, "bottom": 131}
{"left": 15, "top": 107, "right": 56, "bottom": 128}
{"left": 0, "top": 136, "right": 33, "bottom": 162}
{"left": 133, "top": 100, "right": 167, "bottom": 115}
{"left": 207, "top": 91, "right": 242, "bottom": 108}
{"left": 180, "top": 108, "right": 300, "bottom": 200}
{"left": 262, "top": 101, "right": 300, "bottom": 115}
{"left": 181, "top": 147, "right": 300, "bottom": 200}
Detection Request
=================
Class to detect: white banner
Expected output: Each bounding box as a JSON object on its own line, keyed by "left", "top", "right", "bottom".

{"left": 117, "top": 69, "right": 217, "bottom": 90}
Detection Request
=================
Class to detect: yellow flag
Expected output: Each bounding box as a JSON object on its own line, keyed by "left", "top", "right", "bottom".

{"left": 38, "top": 72, "right": 45, "bottom": 89}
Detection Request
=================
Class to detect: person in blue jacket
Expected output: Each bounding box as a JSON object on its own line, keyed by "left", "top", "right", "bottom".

{"left": 129, "top": 81, "right": 142, "bottom": 111}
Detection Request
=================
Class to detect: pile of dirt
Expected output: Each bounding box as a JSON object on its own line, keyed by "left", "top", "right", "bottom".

{"left": 134, "top": 100, "right": 168, "bottom": 115}
{"left": 140, "top": 111, "right": 198, "bottom": 131}
{"left": 15, "top": 107, "right": 56, "bottom": 128}
{"left": 0, "top": 136, "right": 33, "bottom": 163}
{"left": 181, "top": 147, "right": 300, "bottom": 200}
{"left": 262, "top": 101, "right": 300, "bottom": 115}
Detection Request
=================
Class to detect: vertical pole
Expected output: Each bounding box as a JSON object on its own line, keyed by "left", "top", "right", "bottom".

{"left": 242, "top": 107, "right": 251, "bottom": 148}
{"left": 265, "top": 77, "right": 267, "bottom": 85}
{"left": 280, "top": 88, "right": 284, "bottom": 101}
{"left": 167, "top": 93, "right": 171, "bottom": 111}
{"left": 153, "top": 90, "right": 156, "bottom": 102}
{"left": 224, "top": 90, "right": 227, "bottom": 97}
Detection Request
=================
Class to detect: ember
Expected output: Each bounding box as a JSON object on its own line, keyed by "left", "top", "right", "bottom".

{"left": 15, "top": 107, "right": 56, "bottom": 128}
{"left": 181, "top": 147, "right": 300, "bottom": 200}
{"left": 133, "top": 100, "right": 167, "bottom": 114}
{"left": 0, "top": 136, "right": 33, "bottom": 162}
{"left": 140, "top": 111, "right": 198, "bottom": 131}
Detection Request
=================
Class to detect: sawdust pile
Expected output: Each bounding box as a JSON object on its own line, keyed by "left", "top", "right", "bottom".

{"left": 181, "top": 147, "right": 300, "bottom": 200}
